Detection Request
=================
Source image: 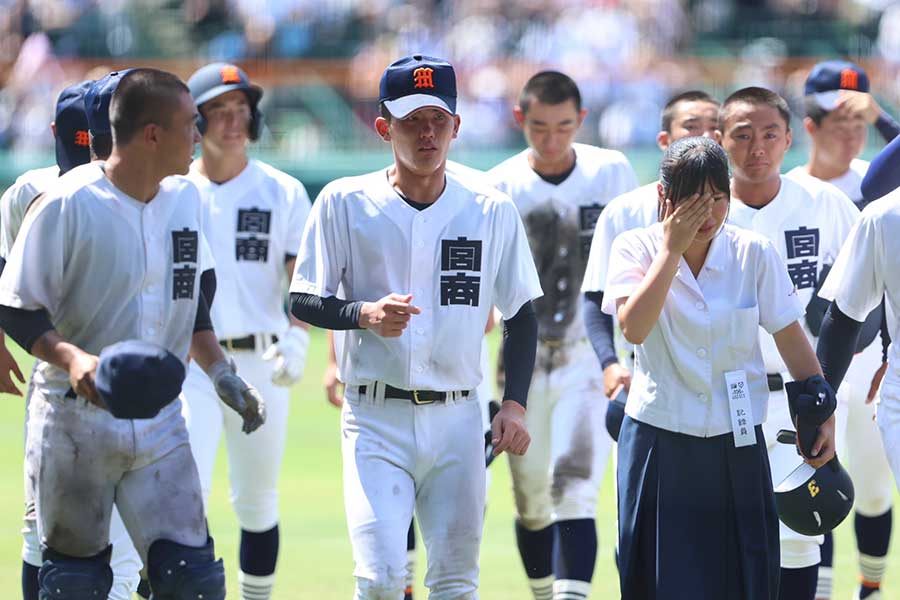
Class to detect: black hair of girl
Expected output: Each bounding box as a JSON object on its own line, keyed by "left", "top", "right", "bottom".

{"left": 658, "top": 136, "right": 730, "bottom": 220}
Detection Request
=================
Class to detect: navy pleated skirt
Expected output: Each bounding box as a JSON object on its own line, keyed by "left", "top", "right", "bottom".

{"left": 617, "top": 416, "right": 780, "bottom": 600}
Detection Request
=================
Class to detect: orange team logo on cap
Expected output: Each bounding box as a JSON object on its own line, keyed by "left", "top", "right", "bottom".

{"left": 413, "top": 67, "right": 434, "bottom": 89}
{"left": 839, "top": 68, "right": 859, "bottom": 91}
{"left": 74, "top": 130, "right": 90, "bottom": 147}
{"left": 221, "top": 65, "right": 242, "bottom": 84}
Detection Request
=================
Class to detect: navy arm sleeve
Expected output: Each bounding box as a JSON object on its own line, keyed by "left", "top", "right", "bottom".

{"left": 502, "top": 301, "right": 537, "bottom": 408}
{"left": 0, "top": 305, "right": 54, "bottom": 353}
{"left": 816, "top": 301, "right": 864, "bottom": 391}
{"left": 882, "top": 303, "right": 892, "bottom": 364}
{"left": 876, "top": 112, "right": 900, "bottom": 144}
{"left": 584, "top": 291, "right": 618, "bottom": 370}
{"left": 290, "top": 292, "right": 364, "bottom": 330}
{"left": 862, "top": 133, "right": 900, "bottom": 203}
{"left": 192, "top": 269, "right": 217, "bottom": 333}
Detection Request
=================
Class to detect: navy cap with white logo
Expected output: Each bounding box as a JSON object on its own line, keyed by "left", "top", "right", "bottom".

{"left": 54, "top": 81, "right": 93, "bottom": 174}
{"left": 805, "top": 60, "right": 869, "bottom": 111}
{"left": 378, "top": 55, "right": 457, "bottom": 119}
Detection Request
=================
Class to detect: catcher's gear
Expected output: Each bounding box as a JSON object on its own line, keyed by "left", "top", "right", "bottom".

{"left": 208, "top": 357, "right": 266, "bottom": 433}
{"left": 39, "top": 544, "right": 113, "bottom": 600}
{"left": 94, "top": 340, "right": 185, "bottom": 419}
{"left": 262, "top": 326, "right": 309, "bottom": 387}
{"left": 187, "top": 63, "right": 263, "bottom": 140}
{"left": 774, "top": 429, "right": 855, "bottom": 536}
{"left": 785, "top": 374, "right": 837, "bottom": 459}
{"left": 147, "top": 537, "right": 225, "bottom": 600}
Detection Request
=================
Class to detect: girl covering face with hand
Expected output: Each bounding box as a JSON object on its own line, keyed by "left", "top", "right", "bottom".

{"left": 603, "top": 136, "right": 836, "bottom": 600}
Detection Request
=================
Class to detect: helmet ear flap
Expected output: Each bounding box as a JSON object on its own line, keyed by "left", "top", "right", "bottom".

{"left": 248, "top": 104, "right": 263, "bottom": 141}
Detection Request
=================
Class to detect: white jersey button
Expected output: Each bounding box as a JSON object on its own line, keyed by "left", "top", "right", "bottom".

{"left": 697, "top": 392, "right": 707, "bottom": 402}
{"left": 695, "top": 301, "right": 705, "bottom": 310}
{"left": 416, "top": 365, "right": 425, "bottom": 372}
{"left": 696, "top": 348, "right": 707, "bottom": 358}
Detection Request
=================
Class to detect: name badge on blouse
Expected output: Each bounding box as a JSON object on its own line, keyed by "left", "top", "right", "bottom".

{"left": 725, "top": 370, "right": 755, "bottom": 448}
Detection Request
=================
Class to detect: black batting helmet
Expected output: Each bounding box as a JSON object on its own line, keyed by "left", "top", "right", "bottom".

{"left": 773, "top": 433, "right": 854, "bottom": 536}
{"left": 187, "top": 63, "right": 263, "bottom": 141}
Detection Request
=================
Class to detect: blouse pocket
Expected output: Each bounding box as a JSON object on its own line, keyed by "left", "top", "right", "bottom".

{"left": 726, "top": 305, "right": 761, "bottom": 359}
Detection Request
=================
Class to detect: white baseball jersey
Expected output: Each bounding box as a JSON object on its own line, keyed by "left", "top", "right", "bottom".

{"left": 603, "top": 223, "right": 803, "bottom": 436}
{"left": 819, "top": 191, "right": 900, "bottom": 399}
{"left": 0, "top": 165, "right": 58, "bottom": 258}
{"left": 487, "top": 143, "right": 638, "bottom": 345}
{"left": 787, "top": 159, "right": 869, "bottom": 206}
{"left": 0, "top": 162, "right": 212, "bottom": 396}
{"left": 291, "top": 168, "right": 542, "bottom": 391}
{"left": 727, "top": 175, "right": 859, "bottom": 374}
{"left": 187, "top": 159, "right": 310, "bottom": 339}
{"left": 582, "top": 181, "right": 659, "bottom": 294}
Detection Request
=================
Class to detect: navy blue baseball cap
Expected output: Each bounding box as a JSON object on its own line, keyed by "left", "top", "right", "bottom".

{"left": 805, "top": 60, "right": 870, "bottom": 111}
{"left": 54, "top": 81, "right": 93, "bottom": 174}
{"left": 379, "top": 55, "right": 457, "bottom": 119}
{"left": 84, "top": 69, "right": 133, "bottom": 136}
{"left": 95, "top": 340, "right": 186, "bottom": 419}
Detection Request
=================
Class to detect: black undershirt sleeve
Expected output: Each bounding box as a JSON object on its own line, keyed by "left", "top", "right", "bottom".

{"left": 199, "top": 268, "right": 216, "bottom": 309}
{"left": 876, "top": 112, "right": 900, "bottom": 144}
{"left": 502, "top": 301, "right": 538, "bottom": 408}
{"left": 0, "top": 256, "right": 6, "bottom": 276}
{"left": 816, "top": 301, "right": 864, "bottom": 392}
{"left": 0, "top": 305, "right": 55, "bottom": 353}
{"left": 584, "top": 291, "right": 618, "bottom": 370}
{"left": 882, "top": 303, "right": 892, "bottom": 364}
{"left": 290, "top": 292, "right": 364, "bottom": 330}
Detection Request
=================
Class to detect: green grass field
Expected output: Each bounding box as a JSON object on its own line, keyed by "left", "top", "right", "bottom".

{"left": 0, "top": 329, "right": 898, "bottom": 598}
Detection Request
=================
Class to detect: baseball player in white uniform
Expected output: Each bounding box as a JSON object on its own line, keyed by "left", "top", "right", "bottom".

{"left": 1, "top": 75, "right": 148, "bottom": 600}
{"left": 582, "top": 90, "right": 721, "bottom": 410}
{"left": 816, "top": 190, "right": 900, "bottom": 600}
{"left": 0, "top": 68, "right": 266, "bottom": 600}
{"left": 787, "top": 60, "right": 900, "bottom": 600}
{"left": 487, "top": 70, "right": 637, "bottom": 600}
{"left": 719, "top": 86, "right": 859, "bottom": 600}
{"left": 291, "top": 54, "right": 542, "bottom": 600}
{"left": 321, "top": 158, "right": 499, "bottom": 600}
{"left": 181, "top": 62, "right": 311, "bottom": 600}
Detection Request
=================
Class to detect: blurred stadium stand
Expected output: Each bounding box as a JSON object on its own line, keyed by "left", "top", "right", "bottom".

{"left": 1, "top": 0, "right": 898, "bottom": 195}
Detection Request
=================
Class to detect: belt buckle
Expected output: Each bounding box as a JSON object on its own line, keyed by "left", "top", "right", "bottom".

{"left": 226, "top": 338, "right": 234, "bottom": 352}
{"left": 412, "top": 390, "right": 434, "bottom": 405}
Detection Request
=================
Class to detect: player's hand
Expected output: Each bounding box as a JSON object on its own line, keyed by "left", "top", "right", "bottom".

{"left": 262, "top": 327, "right": 309, "bottom": 387}
{"left": 359, "top": 293, "right": 422, "bottom": 338}
{"left": 0, "top": 342, "right": 25, "bottom": 396}
{"left": 800, "top": 413, "right": 836, "bottom": 469}
{"left": 209, "top": 358, "right": 266, "bottom": 433}
{"left": 833, "top": 90, "right": 882, "bottom": 124}
{"left": 68, "top": 351, "right": 101, "bottom": 406}
{"left": 867, "top": 361, "right": 888, "bottom": 404}
{"left": 491, "top": 400, "right": 530, "bottom": 456}
{"left": 323, "top": 361, "right": 344, "bottom": 408}
{"left": 661, "top": 192, "right": 713, "bottom": 255}
{"left": 603, "top": 362, "right": 631, "bottom": 398}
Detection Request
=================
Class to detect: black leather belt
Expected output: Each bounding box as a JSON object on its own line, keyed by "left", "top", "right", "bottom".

{"left": 358, "top": 384, "right": 469, "bottom": 405}
{"left": 767, "top": 373, "right": 784, "bottom": 392}
{"left": 219, "top": 334, "right": 278, "bottom": 351}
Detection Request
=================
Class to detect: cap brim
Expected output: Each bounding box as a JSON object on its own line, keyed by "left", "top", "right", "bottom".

{"left": 384, "top": 94, "right": 455, "bottom": 119}
{"left": 811, "top": 91, "right": 841, "bottom": 111}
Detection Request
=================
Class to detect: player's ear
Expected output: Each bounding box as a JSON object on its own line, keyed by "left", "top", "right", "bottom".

{"left": 374, "top": 117, "right": 391, "bottom": 141}
{"left": 802, "top": 116, "right": 816, "bottom": 136}
{"left": 577, "top": 108, "right": 588, "bottom": 127}
{"left": 513, "top": 105, "right": 525, "bottom": 128}
{"left": 143, "top": 122, "right": 161, "bottom": 148}
{"left": 49, "top": 121, "right": 57, "bottom": 139}
{"left": 785, "top": 127, "right": 793, "bottom": 151}
{"left": 656, "top": 131, "right": 670, "bottom": 151}
{"left": 452, "top": 114, "right": 461, "bottom": 139}
{"left": 710, "top": 129, "right": 722, "bottom": 145}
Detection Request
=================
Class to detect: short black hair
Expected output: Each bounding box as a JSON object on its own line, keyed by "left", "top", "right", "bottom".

{"left": 379, "top": 101, "right": 392, "bottom": 122}
{"left": 661, "top": 90, "right": 720, "bottom": 133}
{"left": 518, "top": 71, "right": 582, "bottom": 115}
{"left": 109, "top": 68, "right": 191, "bottom": 146}
{"left": 720, "top": 86, "right": 791, "bottom": 132}
{"left": 658, "top": 136, "right": 730, "bottom": 215}
{"left": 803, "top": 96, "right": 829, "bottom": 125}
{"left": 90, "top": 133, "right": 112, "bottom": 160}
